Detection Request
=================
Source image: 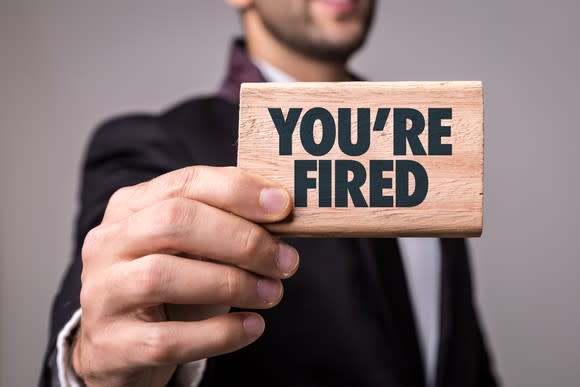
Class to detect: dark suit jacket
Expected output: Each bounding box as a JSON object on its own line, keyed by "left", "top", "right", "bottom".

{"left": 40, "top": 40, "right": 499, "bottom": 387}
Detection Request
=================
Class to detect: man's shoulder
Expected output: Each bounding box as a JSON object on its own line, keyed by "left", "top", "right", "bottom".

{"left": 161, "top": 94, "right": 237, "bottom": 123}
{"left": 96, "top": 94, "right": 234, "bottom": 133}
{"left": 90, "top": 94, "right": 236, "bottom": 144}
{"left": 86, "top": 94, "right": 239, "bottom": 166}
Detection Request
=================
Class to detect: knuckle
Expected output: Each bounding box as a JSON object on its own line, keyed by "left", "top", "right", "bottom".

{"left": 232, "top": 173, "right": 247, "bottom": 197}
{"left": 133, "top": 255, "right": 166, "bottom": 297}
{"left": 152, "top": 198, "right": 191, "bottom": 227}
{"left": 81, "top": 226, "right": 106, "bottom": 264}
{"left": 165, "top": 166, "right": 200, "bottom": 198}
{"left": 143, "top": 327, "right": 176, "bottom": 364}
{"left": 108, "top": 186, "right": 133, "bottom": 208}
{"left": 79, "top": 280, "right": 95, "bottom": 310}
{"left": 79, "top": 270, "right": 112, "bottom": 313}
{"left": 238, "top": 225, "right": 265, "bottom": 258}
{"left": 79, "top": 268, "right": 89, "bottom": 291}
{"left": 211, "top": 322, "right": 239, "bottom": 349}
{"left": 225, "top": 166, "right": 242, "bottom": 185}
{"left": 222, "top": 268, "right": 243, "bottom": 301}
{"left": 182, "top": 166, "right": 201, "bottom": 190}
{"left": 83, "top": 326, "right": 111, "bottom": 356}
{"left": 226, "top": 168, "right": 250, "bottom": 196}
{"left": 226, "top": 166, "right": 246, "bottom": 181}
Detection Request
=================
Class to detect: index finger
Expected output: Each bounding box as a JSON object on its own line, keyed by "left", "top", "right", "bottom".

{"left": 103, "top": 166, "right": 292, "bottom": 224}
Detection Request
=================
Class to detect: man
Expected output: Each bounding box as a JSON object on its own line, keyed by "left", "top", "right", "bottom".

{"left": 40, "top": 1, "right": 499, "bottom": 386}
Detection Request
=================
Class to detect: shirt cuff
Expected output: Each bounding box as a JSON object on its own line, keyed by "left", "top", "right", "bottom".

{"left": 56, "top": 308, "right": 83, "bottom": 386}
{"left": 56, "top": 308, "right": 207, "bottom": 387}
{"left": 175, "top": 358, "right": 207, "bottom": 387}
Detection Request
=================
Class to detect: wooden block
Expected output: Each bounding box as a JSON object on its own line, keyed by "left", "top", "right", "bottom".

{"left": 237, "top": 81, "right": 483, "bottom": 237}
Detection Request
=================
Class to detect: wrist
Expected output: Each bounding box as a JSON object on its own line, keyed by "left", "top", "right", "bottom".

{"left": 70, "top": 325, "right": 85, "bottom": 382}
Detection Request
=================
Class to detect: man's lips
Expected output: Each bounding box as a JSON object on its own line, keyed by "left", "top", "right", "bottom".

{"left": 313, "top": 0, "right": 358, "bottom": 14}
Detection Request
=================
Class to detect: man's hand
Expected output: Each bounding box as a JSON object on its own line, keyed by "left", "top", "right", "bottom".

{"left": 71, "top": 166, "right": 299, "bottom": 387}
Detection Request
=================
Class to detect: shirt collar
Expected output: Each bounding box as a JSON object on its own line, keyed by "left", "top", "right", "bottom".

{"left": 217, "top": 38, "right": 362, "bottom": 104}
{"left": 218, "top": 39, "right": 265, "bottom": 104}
{"left": 252, "top": 58, "right": 296, "bottom": 83}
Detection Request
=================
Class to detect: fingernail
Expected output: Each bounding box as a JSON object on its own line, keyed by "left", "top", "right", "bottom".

{"left": 276, "top": 243, "right": 299, "bottom": 276}
{"left": 259, "top": 188, "right": 289, "bottom": 215}
{"left": 257, "top": 278, "right": 282, "bottom": 304}
{"left": 243, "top": 315, "right": 264, "bottom": 338}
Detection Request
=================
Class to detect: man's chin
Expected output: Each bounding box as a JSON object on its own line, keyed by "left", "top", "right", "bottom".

{"left": 299, "top": 38, "right": 365, "bottom": 62}
{"left": 323, "top": 32, "right": 365, "bottom": 53}
{"left": 310, "top": 29, "right": 368, "bottom": 60}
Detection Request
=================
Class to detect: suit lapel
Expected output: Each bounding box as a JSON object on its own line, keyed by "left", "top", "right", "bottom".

{"left": 361, "top": 238, "right": 426, "bottom": 387}
{"left": 434, "top": 238, "right": 457, "bottom": 387}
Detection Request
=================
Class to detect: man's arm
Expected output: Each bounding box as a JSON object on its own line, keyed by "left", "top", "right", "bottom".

{"left": 40, "top": 115, "right": 299, "bottom": 386}
{"left": 41, "top": 115, "right": 169, "bottom": 385}
{"left": 40, "top": 115, "right": 183, "bottom": 385}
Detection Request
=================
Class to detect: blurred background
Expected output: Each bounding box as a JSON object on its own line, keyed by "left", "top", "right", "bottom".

{"left": 1, "top": 1, "right": 579, "bottom": 386}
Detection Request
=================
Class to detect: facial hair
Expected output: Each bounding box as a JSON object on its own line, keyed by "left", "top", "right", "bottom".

{"left": 254, "top": 0, "right": 375, "bottom": 63}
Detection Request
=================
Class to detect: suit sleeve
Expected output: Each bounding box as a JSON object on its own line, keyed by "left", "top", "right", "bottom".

{"left": 450, "top": 239, "right": 501, "bottom": 387}
{"left": 39, "top": 114, "right": 191, "bottom": 386}
{"left": 463, "top": 243, "right": 500, "bottom": 387}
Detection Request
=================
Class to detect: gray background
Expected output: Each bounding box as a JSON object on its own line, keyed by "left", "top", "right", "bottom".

{"left": 1, "top": 1, "right": 578, "bottom": 386}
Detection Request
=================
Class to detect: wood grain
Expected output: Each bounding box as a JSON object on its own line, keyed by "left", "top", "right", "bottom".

{"left": 237, "top": 81, "right": 483, "bottom": 237}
